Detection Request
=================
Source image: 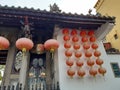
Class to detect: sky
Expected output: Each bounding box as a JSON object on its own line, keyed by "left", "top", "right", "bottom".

{"left": 0, "top": 0, "right": 98, "bottom": 15}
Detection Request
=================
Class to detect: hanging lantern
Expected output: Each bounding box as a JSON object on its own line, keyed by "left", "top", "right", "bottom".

{"left": 76, "top": 60, "right": 84, "bottom": 68}
{"left": 44, "top": 39, "right": 59, "bottom": 58}
{"left": 75, "top": 51, "right": 82, "bottom": 59}
{"left": 91, "top": 43, "right": 98, "bottom": 50}
{"left": 72, "top": 36, "right": 79, "bottom": 43}
{"left": 64, "top": 42, "right": 71, "bottom": 50}
{"left": 67, "top": 68, "right": 75, "bottom": 78}
{"left": 88, "top": 30, "right": 94, "bottom": 36}
{"left": 81, "top": 37, "right": 88, "bottom": 43}
{"left": 83, "top": 44, "right": 90, "bottom": 50}
{"left": 73, "top": 44, "right": 80, "bottom": 50}
{"left": 65, "top": 50, "right": 72, "bottom": 58}
{"left": 85, "top": 51, "right": 92, "bottom": 58}
{"left": 36, "top": 44, "right": 44, "bottom": 54}
{"left": 89, "top": 68, "right": 97, "bottom": 77}
{"left": 71, "top": 29, "right": 77, "bottom": 36}
{"left": 94, "top": 50, "right": 101, "bottom": 57}
{"left": 63, "top": 35, "right": 70, "bottom": 42}
{"left": 87, "top": 60, "right": 95, "bottom": 68}
{"left": 89, "top": 36, "right": 96, "bottom": 42}
{"left": 80, "top": 30, "right": 87, "bottom": 37}
{"left": 96, "top": 58, "right": 103, "bottom": 67}
{"left": 77, "top": 69, "right": 86, "bottom": 78}
{"left": 62, "top": 28, "right": 69, "bottom": 35}
{"left": 16, "top": 38, "right": 34, "bottom": 52}
{"left": 0, "top": 36, "right": 10, "bottom": 50}
{"left": 66, "top": 60, "right": 74, "bottom": 67}
{"left": 98, "top": 67, "right": 106, "bottom": 76}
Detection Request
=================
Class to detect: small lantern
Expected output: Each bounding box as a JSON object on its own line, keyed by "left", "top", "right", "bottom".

{"left": 91, "top": 43, "right": 98, "bottom": 50}
{"left": 90, "top": 36, "right": 96, "bottom": 42}
{"left": 81, "top": 37, "right": 88, "bottom": 43}
{"left": 67, "top": 68, "right": 75, "bottom": 78}
{"left": 80, "top": 30, "right": 87, "bottom": 37}
{"left": 36, "top": 44, "right": 44, "bottom": 54}
{"left": 76, "top": 60, "right": 84, "bottom": 68}
{"left": 73, "top": 44, "right": 80, "bottom": 51}
{"left": 83, "top": 43, "right": 90, "bottom": 50}
{"left": 89, "top": 68, "right": 97, "bottom": 77}
{"left": 87, "top": 60, "right": 95, "bottom": 68}
{"left": 0, "top": 36, "right": 10, "bottom": 50}
{"left": 96, "top": 58, "right": 104, "bottom": 67}
{"left": 85, "top": 51, "right": 92, "bottom": 58}
{"left": 72, "top": 36, "right": 79, "bottom": 43}
{"left": 16, "top": 38, "right": 34, "bottom": 53}
{"left": 66, "top": 60, "right": 74, "bottom": 68}
{"left": 94, "top": 50, "right": 101, "bottom": 58}
{"left": 65, "top": 50, "right": 72, "bottom": 58}
{"left": 75, "top": 51, "right": 82, "bottom": 59}
{"left": 98, "top": 67, "right": 106, "bottom": 76}
{"left": 63, "top": 35, "right": 70, "bottom": 42}
{"left": 64, "top": 42, "right": 71, "bottom": 50}
{"left": 77, "top": 69, "right": 86, "bottom": 78}
{"left": 88, "top": 30, "right": 94, "bottom": 36}
{"left": 44, "top": 39, "right": 59, "bottom": 58}
{"left": 71, "top": 29, "right": 77, "bottom": 36}
{"left": 62, "top": 28, "right": 69, "bottom": 35}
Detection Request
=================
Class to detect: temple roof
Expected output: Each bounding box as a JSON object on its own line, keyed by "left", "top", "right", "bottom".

{"left": 0, "top": 5, "right": 115, "bottom": 30}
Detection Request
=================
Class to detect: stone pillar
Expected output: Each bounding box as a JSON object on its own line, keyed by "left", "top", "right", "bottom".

{"left": 19, "top": 52, "right": 30, "bottom": 88}
{"left": 2, "top": 44, "right": 16, "bottom": 85}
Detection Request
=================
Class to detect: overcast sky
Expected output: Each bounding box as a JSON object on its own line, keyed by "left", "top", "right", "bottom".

{"left": 0, "top": 0, "right": 98, "bottom": 14}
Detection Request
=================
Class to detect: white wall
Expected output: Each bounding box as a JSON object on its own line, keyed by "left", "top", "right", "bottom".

{"left": 57, "top": 29, "right": 120, "bottom": 90}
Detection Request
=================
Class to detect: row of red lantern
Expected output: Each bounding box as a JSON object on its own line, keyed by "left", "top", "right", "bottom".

{"left": 65, "top": 50, "right": 101, "bottom": 59}
{"left": 67, "top": 67, "right": 106, "bottom": 78}
{"left": 66, "top": 58, "right": 104, "bottom": 68}
{"left": 63, "top": 35, "right": 96, "bottom": 43}
{"left": 0, "top": 36, "right": 59, "bottom": 55}
{"left": 62, "top": 29, "right": 95, "bottom": 36}
{"left": 64, "top": 43, "right": 98, "bottom": 50}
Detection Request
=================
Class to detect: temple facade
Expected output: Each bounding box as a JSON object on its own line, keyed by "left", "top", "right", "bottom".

{"left": 0, "top": 5, "right": 119, "bottom": 90}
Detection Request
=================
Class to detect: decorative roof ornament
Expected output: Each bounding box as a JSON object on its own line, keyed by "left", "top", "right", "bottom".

{"left": 49, "top": 3, "right": 61, "bottom": 13}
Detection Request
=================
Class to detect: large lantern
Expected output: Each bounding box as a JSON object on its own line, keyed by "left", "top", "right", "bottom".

{"left": 44, "top": 39, "right": 59, "bottom": 58}
{"left": 67, "top": 68, "right": 75, "bottom": 78}
{"left": 36, "top": 44, "right": 44, "bottom": 54}
{"left": 0, "top": 36, "right": 10, "bottom": 50}
{"left": 77, "top": 69, "right": 86, "bottom": 78}
{"left": 16, "top": 38, "right": 34, "bottom": 53}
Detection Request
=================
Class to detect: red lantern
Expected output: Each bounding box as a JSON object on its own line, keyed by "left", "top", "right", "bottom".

{"left": 96, "top": 58, "right": 103, "bottom": 66}
{"left": 67, "top": 68, "right": 75, "bottom": 78}
{"left": 87, "top": 60, "right": 95, "bottom": 67}
{"left": 98, "top": 67, "right": 106, "bottom": 76}
{"left": 94, "top": 50, "right": 101, "bottom": 57}
{"left": 77, "top": 69, "right": 86, "bottom": 77}
{"left": 90, "top": 36, "right": 96, "bottom": 42}
{"left": 89, "top": 68, "right": 97, "bottom": 77}
{"left": 73, "top": 44, "right": 80, "bottom": 50}
{"left": 85, "top": 51, "right": 92, "bottom": 58}
{"left": 44, "top": 39, "right": 59, "bottom": 53}
{"left": 64, "top": 42, "right": 71, "bottom": 49}
{"left": 71, "top": 29, "right": 77, "bottom": 36}
{"left": 65, "top": 50, "right": 72, "bottom": 58}
{"left": 63, "top": 35, "right": 70, "bottom": 42}
{"left": 0, "top": 36, "right": 10, "bottom": 50}
{"left": 16, "top": 38, "right": 34, "bottom": 52}
{"left": 83, "top": 44, "right": 90, "bottom": 50}
{"left": 81, "top": 37, "right": 88, "bottom": 43}
{"left": 66, "top": 60, "right": 74, "bottom": 67}
{"left": 80, "top": 30, "right": 87, "bottom": 37}
{"left": 72, "top": 36, "right": 79, "bottom": 43}
{"left": 76, "top": 60, "right": 84, "bottom": 68}
{"left": 91, "top": 43, "right": 98, "bottom": 50}
{"left": 88, "top": 30, "right": 94, "bottom": 36}
{"left": 75, "top": 51, "right": 82, "bottom": 59}
{"left": 62, "top": 28, "right": 69, "bottom": 35}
